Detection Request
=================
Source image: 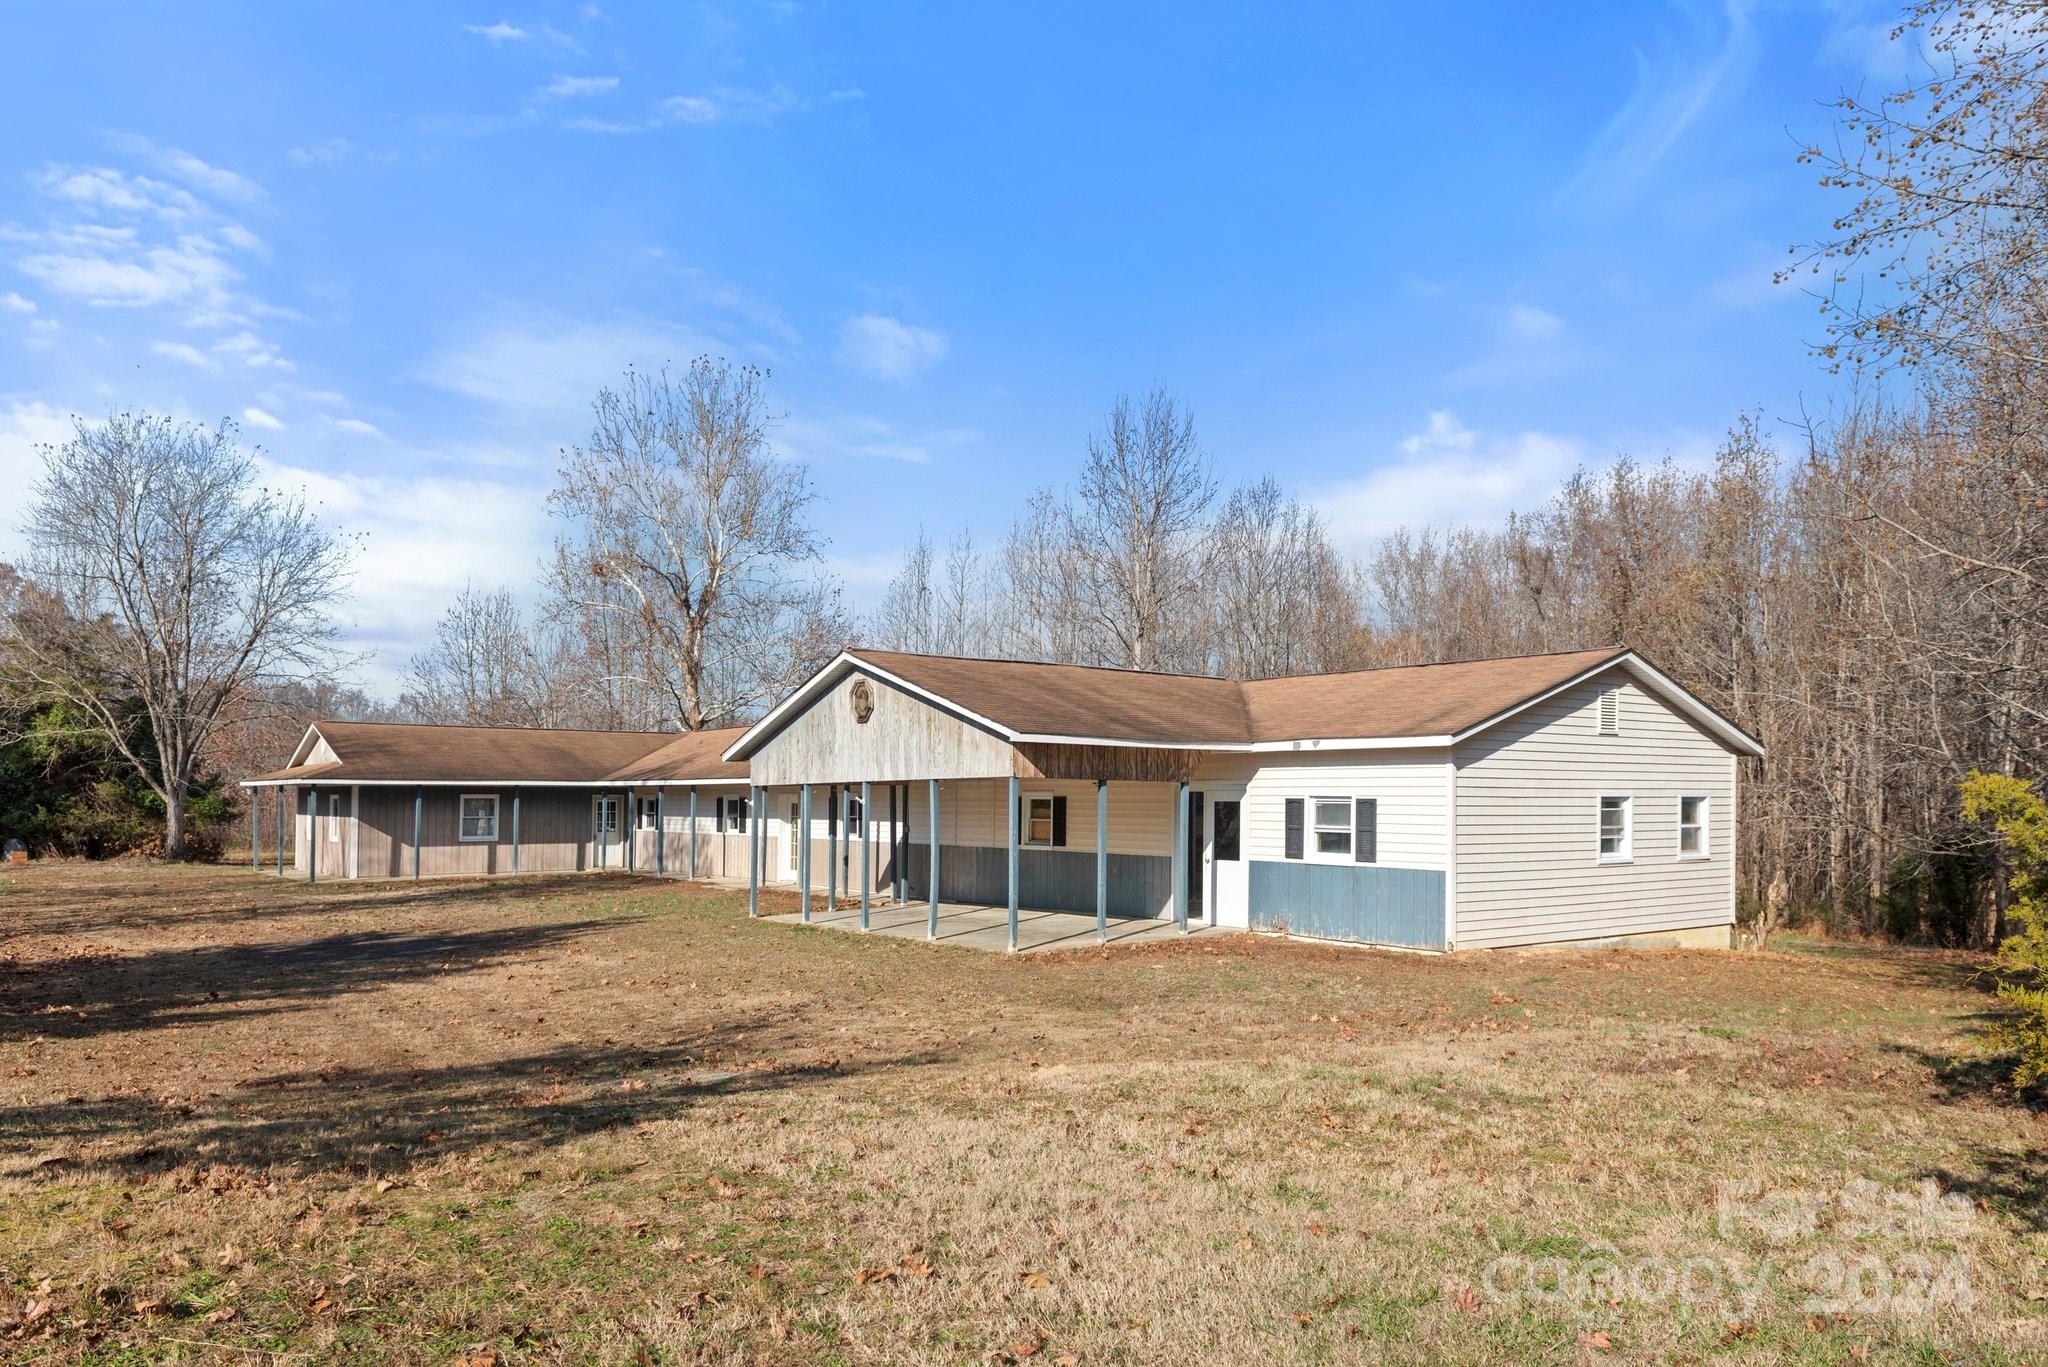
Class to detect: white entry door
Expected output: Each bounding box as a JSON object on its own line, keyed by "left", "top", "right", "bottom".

{"left": 1204, "top": 789, "right": 1248, "bottom": 927}
{"left": 592, "top": 794, "right": 622, "bottom": 868}
{"left": 787, "top": 799, "right": 802, "bottom": 875}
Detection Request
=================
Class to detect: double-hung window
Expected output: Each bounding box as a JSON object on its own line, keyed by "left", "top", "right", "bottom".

{"left": 1597, "top": 795, "right": 1632, "bottom": 862}
{"left": 1020, "top": 792, "right": 1065, "bottom": 848}
{"left": 460, "top": 793, "right": 499, "bottom": 842}
{"left": 327, "top": 793, "right": 343, "bottom": 842}
{"left": 1678, "top": 795, "right": 1709, "bottom": 858}
{"left": 1312, "top": 798, "right": 1352, "bottom": 857}
{"left": 718, "top": 796, "right": 750, "bottom": 833}
{"left": 636, "top": 797, "right": 660, "bottom": 832}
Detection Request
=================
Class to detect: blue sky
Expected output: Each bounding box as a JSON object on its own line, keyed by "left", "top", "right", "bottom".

{"left": 0, "top": 1, "right": 1907, "bottom": 692}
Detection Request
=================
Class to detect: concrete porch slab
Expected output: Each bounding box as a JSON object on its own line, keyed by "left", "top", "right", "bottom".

{"left": 763, "top": 898, "right": 1236, "bottom": 953}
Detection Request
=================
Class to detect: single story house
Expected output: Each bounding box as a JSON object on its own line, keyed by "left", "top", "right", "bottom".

{"left": 722, "top": 646, "right": 1762, "bottom": 952}
{"left": 242, "top": 645, "right": 1762, "bottom": 953}
{"left": 241, "top": 720, "right": 754, "bottom": 881}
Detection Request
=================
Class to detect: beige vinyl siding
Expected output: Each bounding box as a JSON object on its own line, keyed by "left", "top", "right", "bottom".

{"left": 350, "top": 787, "right": 593, "bottom": 878}
{"left": 1214, "top": 749, "right": 1451, "bottom": 870}
{"left": 901, "top": 777, "right": 1177, "bottom": 858}
{"left": 1452, "top": 669, "right": 1737, "bottom": 948}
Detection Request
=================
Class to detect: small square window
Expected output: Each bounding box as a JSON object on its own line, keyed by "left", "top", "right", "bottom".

{"left": 1022, "top": 794, "right": 1055, "bottom": 848}
{"left": 460, "top": 794, "right": 499, "bottom": 842}
{"left": 637, "top": 798, "right": 660, "bottom": 832}
{"left": 1598, "top": 795, "right": 1631, "bottom": 861}
{"left": 1313, "top": 798, "right": 1352, "bottom": 857}
{"left": 1679, "top": 795, "right": 1708, "bottom": 858}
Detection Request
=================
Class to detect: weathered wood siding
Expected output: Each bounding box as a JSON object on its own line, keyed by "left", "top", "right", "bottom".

{"left": 292, "top": 787, "right": 354, "bottom": 880}
{"left": 746, "top": 670, "right": 1017, "bottom": 786}
{"left": 348, "top": 787, "right": 593, "bottom": 879}
{"left": 1452, "top": 669, "right": 1737, "bottom": 948}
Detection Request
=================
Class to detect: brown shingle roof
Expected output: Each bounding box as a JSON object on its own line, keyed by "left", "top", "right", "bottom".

{"left": 248, "top": 721, "right": 750, "bottom": 785}
{"left": 842, "top": 646, "right": 1628, "bottom": 745}
{"left": 847, "top": 648, "right": 1252, "bottom": 744}
{"left": 1239, "top": 648, "right": 1627, "bottom": 741}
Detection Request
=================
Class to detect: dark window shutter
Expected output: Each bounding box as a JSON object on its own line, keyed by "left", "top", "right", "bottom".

{"left": 1052, "top": 796, "right": 1068, "bottom": 847}
{"left": 828, "top": 787, "right": 838, "bottom": 835}
{"left": 1284, "top": 798, "right": 1304, "bottom": 860}
{"left": 1354, "top": 798, "right": 1378, "bottom": 864}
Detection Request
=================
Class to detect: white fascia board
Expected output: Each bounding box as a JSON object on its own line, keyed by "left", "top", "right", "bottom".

{"left": 1446, "top": 653, "right": 1765, "bottom": 757}
{"left": 1005, "top": 734, "right": 1454, "bottom": 752}
{"left": 240, "top": 777, "right": 748, "bottom": 788}
{"left": 284, "top": 722, "right": 324, "bottom": 769}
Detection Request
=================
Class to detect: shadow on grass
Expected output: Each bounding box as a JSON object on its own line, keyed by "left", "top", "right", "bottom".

{"left": 1, "top": 1012, "right": 950, "bottom": 1179}
{"left": 1921, "top": 1142, "right": 2048, "bottom": 1234}
{"left": 0, "top": 916, "right": 615, "bottom": 1043}
{"left": 0, "top": 870, "right": 618, "bottom": 944}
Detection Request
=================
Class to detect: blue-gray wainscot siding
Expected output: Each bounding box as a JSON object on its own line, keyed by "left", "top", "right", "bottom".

{"left": 906, "top": 842, "right": 1170, "bottom": 919}
{"left": 1247, "top": 861, "right": 1446, "bottom": 950}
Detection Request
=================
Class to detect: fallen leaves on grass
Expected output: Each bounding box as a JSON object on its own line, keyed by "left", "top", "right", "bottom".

{"left": 1578, "top": 1329, "right": 1613, "bottom": 1351}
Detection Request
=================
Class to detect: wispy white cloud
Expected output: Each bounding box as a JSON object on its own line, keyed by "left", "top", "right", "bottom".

{"left": 0, "top": 401, "right": 75, "bottom": 553}
{"left": 1316, "top": 411, "right": 1587, "bottom": 550}
{"left": 255, "top": 454, "right": 555, "bottom": 694}
{"left": 776, "top": 414, "right": 977, "bottom": 466}
{"left": 1559, "top": 0, "right": 1756, "bottom": 209}
{"left": 333, "top": 417, "right": 384, "bottom": 438}
{"left": 656, "top": 83, "right": 799, "bottom": 125}
{"left": 835, "top": 312, "right": 948, "bottom": 381}
{"left": 0, "top": 291, "right": 34, "bottom": 314}
{"left": 1449, "top": 303, "right": 1583, "bottom": 386}
{"left": 542, "top": 73, "right": 619, "bottom": 99}
{"left": 30, "top": 165, "right": 200, "bottom": 221}
{"left": 103, "top": 134, "right": 265, "bottom": 205}
{"left": 418, "top": 315, "right": 729, "bottom": 419}
{"left": 466, "top": 21, "right": 529, "bottom": 42}
{"left": 242, "top": 406, "right": 285, "bottom": 430}
{"left": 151, "top": 339, "right": 218, "bottom": 370}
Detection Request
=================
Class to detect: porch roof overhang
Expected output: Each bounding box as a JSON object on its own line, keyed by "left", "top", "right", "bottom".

{"left": 240, "top": 720, "right": 755, "bottom": 788}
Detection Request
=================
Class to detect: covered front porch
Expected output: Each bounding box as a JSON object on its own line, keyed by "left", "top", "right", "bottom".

{"left": 765, "top": 897, "right": 1235, "bottom": 953}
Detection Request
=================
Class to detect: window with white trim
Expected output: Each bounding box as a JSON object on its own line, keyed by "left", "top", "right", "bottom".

{"left": 459, "top": 793, "right": 499, "bottom": 842}
{"left": 636, "top": 797, "right": 659, "bottom": 832}
{"left": 327, "top": 793, "right": 342, "bottom": 842}
{"left": 717, "top": 796, "right": 750, "bottom": 833}
{"left": 1597, "top": 687, "right": 1620, "bottom": 736}
{"left": 1022, "top": 793, "right": 1055, "bottom": 848}
{"left": 1678, "top": 795, "right": 1709, "bottom": 858}
{"left": 1313, "top": 797, "right": 1352, "bottom": 857}
{"left": 1598, "top": 795, "right": 1632, "bottom": 862}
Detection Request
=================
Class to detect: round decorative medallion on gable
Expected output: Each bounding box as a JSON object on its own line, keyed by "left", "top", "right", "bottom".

{"left": 849, "top": 677, "right": 875, "bottom": 724}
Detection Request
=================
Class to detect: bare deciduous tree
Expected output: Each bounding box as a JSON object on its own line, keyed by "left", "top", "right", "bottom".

{"left": 401, "top": 583, "right": 571, "bottom": 726}
{"left": 1069, "top": 388, "right": 1215, "bottom": 671}
{"left": 1208, "top": 478, "right": 1361, "bottom": 678}
{"left": 546, "top": 360, "right": 847, "bottom": 729}
{"left": 0, "top": 412, "right": 355, "bottom": 857}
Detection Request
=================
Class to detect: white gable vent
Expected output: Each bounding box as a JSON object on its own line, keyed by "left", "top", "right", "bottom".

{"left": 1597, "top": 686, "right": 1620, "bottom": 736}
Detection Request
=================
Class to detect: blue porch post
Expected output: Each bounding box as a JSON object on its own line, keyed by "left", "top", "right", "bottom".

{"left": 250, "top": 790, "right": 260, "bottom": 868}
{"left": 655, "top": 788, "right": 665, "bottom": 875}
{"left": 625, "top": 793, "right": 636, "bottom": 873}
{"left": 275, "top": 787, "right": 285, "bottom": 876}
{"left": 512, "top": 787, "right": 522, "bottom": 873}
{"left": 688, "top": 786, "right": 698, "bottom": 878}
{"left": 799, "top": 784, "right": 813, "bottom": 922}
{"left": 1007, "top": 773, "right": 1021, "bottom": 952}
{"left": 747, "top": 785, "right": 760, "bottom": 917}
{"left": 886, "top": 783, "right": 898, "bottom": 904}
{"left": 305, "top": 786, "right": 317, "bottom": 884}
{"left": 412, "top": 786, "right": 422, "bottom": 879}
{"left": 1173, "top": 779, "right": 1190, "bottom": 932}
{"left": 860, "top": 780, "right": 872, "bottom": 930}
{"left": 1096, "top": 779, "right": 1109, "bottom": 943}
{"left": 927, "top": 778, "right": 940, "bottom": 939}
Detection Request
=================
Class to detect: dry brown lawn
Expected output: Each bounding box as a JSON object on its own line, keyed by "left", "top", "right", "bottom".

{"left": 0, "top": 861, "right": 2042, "bottom": 1364}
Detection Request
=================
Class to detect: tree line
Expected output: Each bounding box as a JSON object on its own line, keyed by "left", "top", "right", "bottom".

{"left": 0, "top": 0, "right": 2040, "bottom": 964}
